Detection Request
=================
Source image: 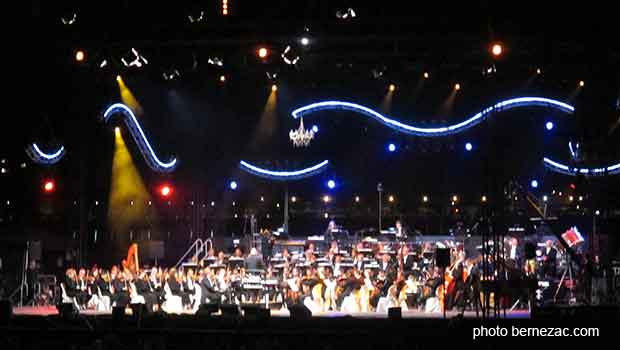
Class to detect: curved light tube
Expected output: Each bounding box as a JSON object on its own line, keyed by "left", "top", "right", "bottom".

{"left": 103, "top": 103, "right": 177, "bottom": 172}
{"left": 239, "top": 160, "right": 329, "bottom": 181}
{"left": 292, "top": 97, "right": 574, "bottom": 136}
{"left": 26, "top": 143, "right": 66, "bottom": 164}
{"left": 543, "top": 157, "right": 620, "bottom": 177}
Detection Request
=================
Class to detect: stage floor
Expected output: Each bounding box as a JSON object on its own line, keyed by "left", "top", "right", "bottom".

{"left": 12, "top": 305, "right": 530, "bottom": 319}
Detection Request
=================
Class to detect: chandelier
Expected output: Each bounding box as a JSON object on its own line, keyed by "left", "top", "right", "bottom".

{"left": 289, "top": 118, "right": 315, "bottom": 147}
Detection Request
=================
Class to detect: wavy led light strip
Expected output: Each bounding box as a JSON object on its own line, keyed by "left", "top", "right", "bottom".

{"left": 239, "top": 160, "right": 329, "bottom": 181}
{"left": 292, "top": 97, "right": 574, "bottom": 136}
{"left": 543, "top": 157, "right": 620, "bottom": 177}
{"left": 26, "top": 143, "right": 66, "bottom": 164}
{"left": 103, "top": 103, "right": 177, "bottom": 172}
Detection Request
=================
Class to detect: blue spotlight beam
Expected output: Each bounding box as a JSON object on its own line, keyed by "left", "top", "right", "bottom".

{"left": 543, "top": 158, "right": 620, "bottom": 177}
{"left": 291, "top": 97, "right": 574, "bottom": 136}
{"left": 103, "top": 103, "right": 178, "bottom": 173}
{"left": 26, "top": 143, "right": 66, "bottom": 165}
{"left": 239, "top": 160, "right": 329, "bottom": 181}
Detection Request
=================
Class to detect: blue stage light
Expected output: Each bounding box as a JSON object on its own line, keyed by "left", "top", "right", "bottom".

{"left": 545, "top": 121, "right": 554, "bottom": 130}
{"left": 465, "top": 142, "right": 473, "bottom": 151}
{"left": 388, "top": 143, "right": 396, "bottom": 152}
{"left": 327, "top": 179, "right": 336, "bottom": 189}
{"left": 239, "top": 160, "right": 329, "bottom": 181}
{"left": 543, "top": 158, "right": 620, "bottom": 177}
{"left": 312, "top": 125, "right": 319, "bottom": 133}
{"left": 229, "top": 181, "right": 238, "bottom": 190}
{"left": 531, "top": 180, "right": 539, "bottom": 188}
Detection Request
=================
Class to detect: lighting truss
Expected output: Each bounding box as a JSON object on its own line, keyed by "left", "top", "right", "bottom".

{"left": 239, "top": 160, "right": 329, "bottom": 181}
{"left": 103, "top": 103, "right": 177, "bottom": 173}
{"left": 543, "top": 158, "right": 620, "bottom": 177}
{"left": 26, "top": 144, "right": 65, "bottom": 165}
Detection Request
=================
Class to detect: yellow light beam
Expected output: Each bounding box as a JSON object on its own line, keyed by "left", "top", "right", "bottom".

{"left": 116, "top": 76, "right": 144, "bottom": 116}
{"left": 108, "top": 130, "right": 152, "bottom": 234}
{"left": 248, "top": 88, "right": 278, "bottom": 151}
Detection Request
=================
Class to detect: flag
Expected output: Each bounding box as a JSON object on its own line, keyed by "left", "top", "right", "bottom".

{"left": 561, "top": 227, "right": 584, "bottom": 247}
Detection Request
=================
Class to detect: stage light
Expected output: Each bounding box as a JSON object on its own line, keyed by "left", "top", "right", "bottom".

{"left": 423, "top": 195, "right": 428, "bottom": 203}
{"left": 260, "top": 196, "right": 265, "bottom": 202}
{"left": 388, "top": 195, "right": 395, "bottom": 202}
{"left": 211, "top": 201, "right": 215, "bottom": 207}
{"left": 452, "top": 195, "right": 458, "bottom": 202}
{"left": 323, "top": 195, "right": 330, "bottom": 203}
{"left": 291, "top": 196, "right": 297, "bottom": 203}
{"left": 276, "top": 203, "right": 280, "bottom": 208}
{"left": 569, "top": 195, "right": 574, "bottom": 202}
{"left": 233, "top": 201, "right": 236, "bottom": 206}
{"left": 455, "top": 208, "right": 460, "bottom": 213}
{"left": 300, "top": 37, "right": 310, "bottom": 46}
{"left": 465, "top": 142, "right": 473, "bottom": 151}
{"left": 355, "top": 196, "right": 360, "bottom": 203}
{"left": 570, "top": 183, "right": 576, "bottom": 190}
{"left": 160, "top": 185, "right": 172, "bottom": 197}
{"left": 266, "top": 214, "right": 270, "bottom": 218}
{"left": 234, "top": 213, "right": 238, "bottom": 218}
{"left": 545, "top": 121, "right": 554, "bottom": 130}
{"left": 222, "top": 0, "right": 228, "bottom": 15}
{"left": 114, "top": 126, "right": 121, "bottom": 135}
{"left": 491, "top": 43, "right": 502, "bottom": 56}
{"left": 454, "top": 83, "right": 461, "bottom": 91}
{"left": 312, "top": 125, "right": 319, "bottom": 133}
{"left": 219, "top": 75, "right": 226, "bottom": 83}
{"left": 327, "top": 179, "right": 336, "bottom": 189}
{"left": 543, "top": 195, "right": 548, "bottom": 202}
{"left": 324, "top": 212, "right": 329, "bottom": 219}
{"left": 75, "top": 50, "right": 85, "bottom": 62}
{"left": 531, "top": 180, "right": 539, "bottom": 188}
{"left": 229, "top": 181, "right": 238, "bottom": 190}
{"left": 481, "top": 195, "right": 487, "bottom": 202}
{"left": 579, "top": 80, "right": 585, "bottom": 87}
{"left": 423, "top": 72, "right": 430, "bottom": 79}
{"left": 95, "top": 201, "right": 99, "bottom": 206}
{"left": 0, "top": 168, "right": 5, "bottom": 174}
{"left": 389, "top": 84, "right": 396, "bottom": 92}
{"left": 130, "top": 200, "right": 134, "bottom": 206}
{"left": 387, "top": 143, "right": 396, "bottom": 152}
{"left": 595, "top": 210, "right": 600, "bottom": 215}
{"left": 43, "top": 179, "right": 55, "bottom": 193}
{"left": 579, "top": 196, "right": 583, "bottom": 201}
{"left": 258, "top": 47, "right": 269, "bottom": 59}
{"left": 116, "top": 75, "right": 122, "bottom": 82}
{"left": 148, "top": 201, "right": 151, "bottom": 206}
{"left": 536, "top": 68, "right": 542, "bottom": 75}
{"left": 271, "top": 84, "right": 278, "bottom": 92}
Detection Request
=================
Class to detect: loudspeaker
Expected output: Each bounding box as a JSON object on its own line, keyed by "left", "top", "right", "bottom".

{"left": 436, "top": 248, "right": 450, "bottom": 268}
{"left": 197, "top": 303, "right": 219, "bottom": 316}
{"left": 388, "top": 307, "right": 402, "bottom": 320}
{"left": 0, "top": 299, "right": 12, "bottom": 325}
{"left": 525, "top": 242, "right": 536, "bottom": 259}
{"left": 242, "top": 305, "right": 271, "bottom": 320}
{"left": 56, "top": 303, "right": 78, "bottom": 320}
{"left": 30, "top": 241, "right": 42, "bottom": 261}
{"left": 220, "top": 304, "right": 241, "bottom": 317}
{"left": 288, "top": 303, "right": 312, "bottom": 319}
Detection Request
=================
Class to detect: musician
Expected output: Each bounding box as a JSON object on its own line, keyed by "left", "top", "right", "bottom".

{"left": 244, "top": 247, "right": 265, "bottom": 271}
{"left": 134, "top": 270, "right": 157, "bottom": 312}
{"left": 64, "top": 268, "right": 87, "bottom": 308}
{"left": 325, "top": 220, "right": 337, "bottom": 242}
{"left": 333, "top": 254, "right": 343, "bottom": 277}
{"left": 233, "top": 247, "right": 244, "bottom": 258}
{"left": 380, "top": 253, "right": 396, "bottom": 280}
{"left": 400, "top": 245, "right": 415, "bottom": 274}
{"left": 353, "top": 252, "right": 365, "bottom": 271}
{"left": 166, "top": 268, "right": 190, "bottom": 308}
{"left": 281, "top": 248, "right": 291, "bottom": 265}
{"left": 199, "top": 267, "right": 222, "bottom": 304}
{"left": 77, "top": 268, "right": 91, "bottom": 306}
{"left": 395, "top": 220, "right": 408, "bottom": 241}
{"left": 543, "top": 240, "right": 557, "bottom": 277}
{"left": 110, "top": 270, "right": 130, "bottom": 307}
{"left": 215, "top": 251, "right": 226, "bottom": 266}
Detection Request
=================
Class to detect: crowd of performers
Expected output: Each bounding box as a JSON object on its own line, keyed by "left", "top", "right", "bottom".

{"left": 60, "top": 232, "right": 576, "bottom": 314}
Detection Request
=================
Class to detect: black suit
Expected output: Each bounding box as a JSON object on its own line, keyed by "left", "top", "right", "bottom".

{"left": 167, "top": 278, "right": 190, "bottom": 306}
{"left": 380, "top": 261, "right": 396, "bottom": 280}
{"left": 401, "top": 255, "right": 415, "bottom": 272}
{"left": 200, "top": 277, "right": 221, "bottom": 304}
{"left": 544, "top": 248, "right": 557, "bottom": 277}
{"left": 111, "top": 278, "right": 130, "bottom": 307}
{"left": 135, "top": 279, "right": 157, "bottom": 311}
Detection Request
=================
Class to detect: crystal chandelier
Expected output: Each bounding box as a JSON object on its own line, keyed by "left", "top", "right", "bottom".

{"left": 289, "top": 118, "right": 315, "bottom": 147}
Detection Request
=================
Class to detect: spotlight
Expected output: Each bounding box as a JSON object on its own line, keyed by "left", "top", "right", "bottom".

{"left": 531, "top": 180, "right": 539, "bottom": 188}
{"left": 491, "top": 43, "right": 503, "bottom": 56}
{"left": 327, "top": 180, "right": 336, "bottom": 189}
{"left": 389, "top": 84, "right": 396, "bottom": 92}
{"left": 388, "top": 195, "right": 395, "bottom": 202}
{"left": 260, "top": 196, "right": 265, "bottom": 202}
{"left": 43, "top": 179, "right": 55, "bottom": 193}
{"left": 229, "top": 181, "right": 238, "bottom": 190}
{"left": 281, "top": 45, "right": 300, "bottom": 65}
{"left": 211, "top": 201, "right": 215, "bottom": 207}
{"left": 543, "top": 195, "right": 548, "bottom": 202}
{"left": 336, "top": 8, "right": 356, "bottom": 19}
{"left": 114, "top": 127, "right": 120, "bottom": 135}
{"left": 61, "top": 13, "right": 77, "bottom": 25}
{"left": 160, "top": 185, "right": 172, "bottom": 197}
{"left": 545, "top": 121, "right": 554, "bottom": 130}
{"left": 300, "top": 37, "right": 310, "bottom": 46}
{"left": 423, "top": 72, "right": 430, "bottom": 79}
{"left": 387, "top": 143, "right": 396, "bottom": 152}
{"left": 0, "top": 168, "right": 5, "bottom": 174}
{"left": 595, "top": 210, "right": 600, "bottom": 216}
{"left": 465, "top": 142, "right": 473, "bottom": 151}
{"left": 99, "top": 59, "right": 108, "bottom": 68}
{"left": 579, "top": 80, "right": 585, "bottom": 87}
{"left": 75, "top": 50, "right": 85, "bottom": 62}
{"left": 454, "top": 83, "right": 461, "bottom": 91}
{"left": 355, "top": 196, "right": 360, "bottom": 203}
{"left": 579, "top": 196, "right": 583, "bottom": 202}
{"left": 452, "top": 195, "right": 458, "bottom": 202}
{"left": 188, "top": 10, "right": 205, "bottom": 23}
{"left": 222, "top": 0, "right": 228, "bottom": 15}
{"left": 312, "top": 125, "right": 319, "bottom": 133}
{"left": 536, "top": 68, "right": 542, "bottom": 75}
{"left": 423, "top": 195, "right": 429, "bottom": 203}
{"left": 324, "top": 212, "right": 329, "bottom": 219}
{"left": 121, "top": 48, "right": 148, "bottom": 68}
{"left": 271, "top": 84, "right": 278, "bottom": 92}
{"left": 569, "top": 195, "right": 574, "bottom": 202}
{"left": 291, "top": 196, "right": 297, "bottom": 203}
{"left": 208, "top": 57, "right": 224, "bottom": 66}
{"left": 276, "top": 203, "right": 280, "bottom": 208}
{"left": 323, "top": 195, "right": 330, "bottom": 203}
{"left": 116, "top": 75, "right": 122, "bottom": 82}
{"left": 258, "top": 47, "right": 269, "bottom": 59}
{"left": 481, "top": 195, "right": 487, "bottom": 202}
{"left": 219, "top": 75, "right": 226, "bottom": 83}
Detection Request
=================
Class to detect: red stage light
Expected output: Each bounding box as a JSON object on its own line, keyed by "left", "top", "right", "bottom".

{"left": 43, "top": 180, "right": 55, "bottom": 193}
{"left": 160, "top": 185, "right": 172, "bottom": 197}
{"left": 569, "top": 183, "right": 576, "bottom": 190}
